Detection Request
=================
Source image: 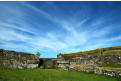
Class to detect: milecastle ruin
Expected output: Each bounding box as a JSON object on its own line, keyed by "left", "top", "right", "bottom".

{"left": 0, "top": 46, "right": 121, "bottom": 77}
{"left": 57, "top": 46, "right": 121, "bottom": 77}
{"left": 0, "top": 49, "right": 40, "bottom": 69}
{"left": 0, "top": 49, "right": 56, "bottom": 69}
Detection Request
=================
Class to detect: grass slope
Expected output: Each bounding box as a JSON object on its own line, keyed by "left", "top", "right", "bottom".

{"left": 61, "top": 46, "right": 121, "bottom": 58}
{"left": 101, "top": 64, "right": 121, "bottom": 68}
{"left": 0, "top": 67, "right": 117, "bottom": 81}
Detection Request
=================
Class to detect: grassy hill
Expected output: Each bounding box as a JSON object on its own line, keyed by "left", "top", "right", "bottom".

{"left": 0, "top": 67, "right": 117, "bottom": 81}
{"left": 61, "top": 46, "right": 121, "bottom": 58}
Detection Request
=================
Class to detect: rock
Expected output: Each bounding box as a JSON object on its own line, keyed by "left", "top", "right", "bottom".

{"left": 0, "top": 49, "right": 39, "bottom": 69}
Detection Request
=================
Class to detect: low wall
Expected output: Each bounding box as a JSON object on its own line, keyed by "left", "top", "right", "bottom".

{"left": 95, "top": 67, "right": 121, "bottom": 77}
{"left": 98, "top": 54, "right": 121, "bottom": 65}
{"left": 0, "top": 49, "right": 40, "bottom": 69}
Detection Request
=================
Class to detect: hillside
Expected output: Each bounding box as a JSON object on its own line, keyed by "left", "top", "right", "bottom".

{"left": 60, "top": 46, "right": 121, "bottom": 58}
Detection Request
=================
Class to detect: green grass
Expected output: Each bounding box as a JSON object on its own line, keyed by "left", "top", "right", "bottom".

{"left": 61, "top": 46, "right": 121, "bottom": 58}
{"left": 62, "top": 49, "right": 101, "bottom": 58}
{"left": 0, "top": 67, "right": 117, "bottom": 81}
{"left": 101, "top": 64, "right": 121, "bottom": 68}
{"left": 103, "top": 50, "right": 121, "bottom": 55}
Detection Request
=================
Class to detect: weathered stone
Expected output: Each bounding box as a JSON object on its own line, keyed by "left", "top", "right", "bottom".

{"left": 57, "top": 46, "right": 121, "bottom": 77}
{"left": 0, "top": 49, "right": 40, "bottom": 69}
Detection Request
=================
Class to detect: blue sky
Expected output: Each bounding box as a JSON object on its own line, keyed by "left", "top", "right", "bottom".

{"left": 0, "top": 1, "right": 121, "bottom": 58}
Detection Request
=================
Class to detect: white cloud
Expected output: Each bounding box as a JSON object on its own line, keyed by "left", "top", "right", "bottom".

{"left": 0, "top": 2, "right": 121, "bottom": 57}
{"left": 0, "top": 22, "right": 36, "bottom": 35}
{"left": 22, "top": 2, "right": 60, "bottom": 24}
{"left": 0, "top": 27, "right": 30, "bottom": 41}
{"left": 0, "top": 27, "right": 68, "bottom": 51}
{"left": 106, "top": 35, "right": 121, "bottom": 42}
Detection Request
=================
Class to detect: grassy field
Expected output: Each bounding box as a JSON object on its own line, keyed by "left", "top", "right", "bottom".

{"left": 101, "top": 64, "right": 121, "bottom": 68}
{"left": 0, "top": 67, "right": 117, "bottom": 81}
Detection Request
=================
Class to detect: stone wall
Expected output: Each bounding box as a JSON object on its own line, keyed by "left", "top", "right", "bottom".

{"left": 57, "top": 54, "right": 98, "bottom": 70}
{"left": 0, "top": 49, "right": 40, "bottom": 69}
{"left": 57, "top": 46, "right": 121, "bottom": 77}
{"left": 98, "top": 54, "right": 121, "bottom": 65}
{"left": 95, "top": 67, "right": 121, "bottom": 77}
{"left": 57, "top": 53, "right": 121, "bottom": 77}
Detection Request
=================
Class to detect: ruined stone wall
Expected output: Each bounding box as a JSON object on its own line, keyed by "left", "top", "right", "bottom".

{"left": 57, "top": 54, "right": 98, "bottom": 70}
{"left": 0, "top": 49, "right": 40, "bottom": 69}
{"left": 94, "top": 67, "right": 121, "bottom": 77}
{"left": 57, "top": 49, "right": 121, "bottom": 77}
{"left": 98, "top": 54, "right": 121, "bottom": 65}
{"left": 57, "top": 55, "right": 69, "bottom": 70}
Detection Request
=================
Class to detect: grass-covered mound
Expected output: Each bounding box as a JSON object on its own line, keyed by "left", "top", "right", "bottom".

{"left": 61, "top": 46, "right": 121, "bottom": 58}
{"left": 0, "top": 67, "right": 117, "bottom": 81}
{"left": 101, "top": 64, "right": 121, "bottom": 71}
{"left": 62, "top": 49, "right": 101, "bottom": 58}
{"left": 101, "top": 64, "right": 121, "bottom": 68}
{"left": 103, "top": 50, "right": 121, "bottom": 55}
{"left": 103, "top": 46, "right": 121, "bottom": 51}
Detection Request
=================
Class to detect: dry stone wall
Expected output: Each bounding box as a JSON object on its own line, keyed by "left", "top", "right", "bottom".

{"left": 0, "top": 49, "right": 40, "bottom": 69}
{"left": 57, "top": 46, "right": 121, "bottom": 77}
{"left": 98, "top": 54, "right": 121, "bottom": 65}
{"left": 95, "top": 67, "right": 121, "bottom": 77}
{"left": 57, "top": 54, "right": 98, "bottom": 70}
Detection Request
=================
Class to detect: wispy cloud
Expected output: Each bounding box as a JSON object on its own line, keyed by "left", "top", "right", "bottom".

{"left": 0, "top": 2, "right": 121, "bottom": 58}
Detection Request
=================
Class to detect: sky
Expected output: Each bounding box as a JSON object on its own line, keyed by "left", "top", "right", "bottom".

{"left": 0, "top": 1, "right": 121, "bottom": 58}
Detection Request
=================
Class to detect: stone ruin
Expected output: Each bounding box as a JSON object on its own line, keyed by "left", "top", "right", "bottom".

{"left": 0, "top": 46, "right": 121, "bottom": 77}
{"left": 57, "top": 53, "right": 98, "bottom": 71}
{"left": 0, "top": 49, "right": 40, "bottom": 69}
{"left": 57, "top": 46, "right": 121, "bottom": 77}
{"left": 98, "top": 54, "right": 121, "bottom": 65}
